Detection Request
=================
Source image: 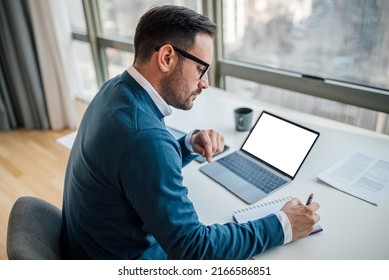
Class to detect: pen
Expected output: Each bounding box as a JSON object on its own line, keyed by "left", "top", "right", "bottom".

{"left": 306, "top": 193, "right": 313, "bottom": 205}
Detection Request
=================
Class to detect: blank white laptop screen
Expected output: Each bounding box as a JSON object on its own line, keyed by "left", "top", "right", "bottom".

{"left": 241, "top": 112, "right": 319, "bottom": 177}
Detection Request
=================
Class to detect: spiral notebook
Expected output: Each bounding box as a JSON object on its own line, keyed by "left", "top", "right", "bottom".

{"left": 233, "top": 196, "right": 323, "bottom": 235}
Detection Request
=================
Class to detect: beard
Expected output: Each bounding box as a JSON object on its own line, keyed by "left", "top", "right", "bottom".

{"left": 159, "top": 64, "right": 200, "bottom": 110}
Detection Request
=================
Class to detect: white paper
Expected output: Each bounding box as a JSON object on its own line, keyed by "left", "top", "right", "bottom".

{"left": 57, "top": 131, "right": 77, "bottom": 150}
{"left": 318, "top": 150, "right": 389, "bottom": 205}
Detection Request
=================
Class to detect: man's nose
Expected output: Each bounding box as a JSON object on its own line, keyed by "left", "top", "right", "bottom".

{"left": 199, "top": 73, "right": 209, "bottom": 89}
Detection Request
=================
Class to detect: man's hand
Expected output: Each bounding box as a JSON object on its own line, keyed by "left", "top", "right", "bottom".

{"left": 281, "top": 198, "right": 320, "bottom": 241}
{"left": 190, "top": 129, "right": 225, "bottom": 163}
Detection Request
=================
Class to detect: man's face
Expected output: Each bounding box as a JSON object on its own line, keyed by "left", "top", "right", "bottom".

{"left": 160, "top": 33, "right": 213, "bottom": 110}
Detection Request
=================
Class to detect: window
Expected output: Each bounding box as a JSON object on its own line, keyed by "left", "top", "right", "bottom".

{"left": 98, "top": 0, "right": 201, "bottom": 38}
{"left": 220, "top": 0, "right": 389, "bottom": 134}
{"left": 105, "top": 48, "right": 134, "bottom": 78}
{"left": 67, "top": 0, "right": 87, "bottom": 31}
{"left": 66, "top": 0, "right": 389, "bottom": 134}
{"left": 223, "top": 0, "right": 389, "bottom": 90}
{"left": 72, "top": 41, "right": 99, "bottom": 99}
{"left": 66, "top": 0, "right": 97, "bottom": 99}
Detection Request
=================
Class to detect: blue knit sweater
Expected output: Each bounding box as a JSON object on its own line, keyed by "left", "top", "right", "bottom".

{"left": 61, "top": 70, "right": 284, "bottom": 259}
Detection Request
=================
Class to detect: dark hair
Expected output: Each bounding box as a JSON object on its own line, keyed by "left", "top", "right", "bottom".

{"left": 134, "top": 5, "right": 216, "bottom": 65}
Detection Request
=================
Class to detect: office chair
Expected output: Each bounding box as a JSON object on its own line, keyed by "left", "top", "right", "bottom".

{"left": 7, "top": 196, "right": 63, "bottom": 260}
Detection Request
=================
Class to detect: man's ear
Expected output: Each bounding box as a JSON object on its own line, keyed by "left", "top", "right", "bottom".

{"left": 156, "top": 45, "right": 177, "bottom": 74}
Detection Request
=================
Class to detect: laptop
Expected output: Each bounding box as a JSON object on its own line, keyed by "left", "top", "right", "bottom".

{"left": 200, "top": 111, "right": 320, "bottom": 204}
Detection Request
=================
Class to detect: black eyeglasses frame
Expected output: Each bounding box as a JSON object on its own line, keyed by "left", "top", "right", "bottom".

{"left": 155, "top": 45, "right": 210, "bottom": 79}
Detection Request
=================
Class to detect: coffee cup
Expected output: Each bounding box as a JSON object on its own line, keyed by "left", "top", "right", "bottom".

{"left": 234, "top": 107, "right": 253, "bottom": 131}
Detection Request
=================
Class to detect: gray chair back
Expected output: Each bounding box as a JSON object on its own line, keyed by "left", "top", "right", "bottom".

{"left": 7, "top": 196, "right": 62, "bottom": 260}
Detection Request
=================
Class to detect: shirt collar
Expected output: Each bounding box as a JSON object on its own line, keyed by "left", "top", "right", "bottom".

{"left": 127, "top": 66, "right": 172, "bottom": 117}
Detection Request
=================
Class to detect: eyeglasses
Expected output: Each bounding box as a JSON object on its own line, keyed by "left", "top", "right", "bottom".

{"left": 155, "top": 45, "right": 210, "bottom": 79}
{"left": 172, "top": 46, "right": 210, "bottom": 79}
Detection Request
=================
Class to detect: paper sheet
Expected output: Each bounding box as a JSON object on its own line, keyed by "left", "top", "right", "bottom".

{"left": 317, "top": 150, "right": 389, "bottom": 205}
{"left": 57, "top": 131, "right": 77, "bottom": 150}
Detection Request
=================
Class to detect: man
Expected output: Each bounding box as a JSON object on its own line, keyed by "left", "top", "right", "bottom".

{"left": 61, "top": 5, "right": 320, "bottom": 259}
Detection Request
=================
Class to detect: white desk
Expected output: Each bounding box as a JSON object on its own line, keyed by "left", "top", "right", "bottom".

{"left": 165, "top": 87, "right": 389, "bottom": 260}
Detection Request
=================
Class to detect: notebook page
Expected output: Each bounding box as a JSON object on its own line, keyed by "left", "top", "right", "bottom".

{"left": 233, "top": 196, "right": 292, "bottom": 223}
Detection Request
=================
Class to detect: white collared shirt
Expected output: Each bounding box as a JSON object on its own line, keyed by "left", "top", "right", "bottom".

{"left": 127, "top": 66, "right": 172, "bottom": 117}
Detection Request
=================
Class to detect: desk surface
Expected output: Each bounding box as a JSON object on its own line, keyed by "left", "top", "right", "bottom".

{"left": 165, "top": 87, "right": 389, "bottom": 260}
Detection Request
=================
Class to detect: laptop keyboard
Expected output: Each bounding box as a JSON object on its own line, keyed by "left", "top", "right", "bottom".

{"left": 218, "top": 153, "right": 287, "bottom": 193}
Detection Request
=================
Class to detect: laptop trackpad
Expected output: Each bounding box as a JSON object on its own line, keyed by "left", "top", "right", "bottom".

{"left": 214, "top": 171, "right": 247, "bottom": 192}
{"left": 236, "top": 184, "right": 267, "bottom": 204}
{"left": 214, "top": 170, "right": 267, "bottom": 203}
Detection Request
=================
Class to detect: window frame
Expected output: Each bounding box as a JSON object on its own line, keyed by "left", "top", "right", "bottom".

{"left": 72, "top": 0, "right": 389, "bottom": 114}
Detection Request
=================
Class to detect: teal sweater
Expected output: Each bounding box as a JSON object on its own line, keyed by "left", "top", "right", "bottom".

{"left": 61, "top": 70, "right": 284, "bottom": 259}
